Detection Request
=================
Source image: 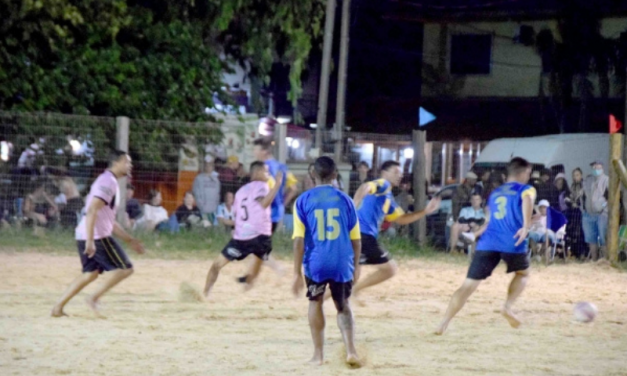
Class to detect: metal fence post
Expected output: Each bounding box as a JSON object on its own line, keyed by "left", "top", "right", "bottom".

{"left": 276, "top": 123, "right": 287, "bottom": 164}
{"left": 116, "top": 116, "right": 130, "bottom": 224}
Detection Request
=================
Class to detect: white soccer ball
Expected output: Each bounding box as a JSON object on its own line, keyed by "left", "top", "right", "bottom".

{"left": 573, "top": 302, "right": 597, "bottom": 323}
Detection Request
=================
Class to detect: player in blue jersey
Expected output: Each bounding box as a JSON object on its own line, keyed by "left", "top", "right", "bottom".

{"left": 292, "top": 156, "right": 362, "bottom": 367}
{"left": 236, "top": 137, "right": 299, "bottom": 283}
{"left": 340, "top": 160, "right": 441, "bottom": 300}
{"left": 435, "top": 157, "right": 536, "bottom": 335}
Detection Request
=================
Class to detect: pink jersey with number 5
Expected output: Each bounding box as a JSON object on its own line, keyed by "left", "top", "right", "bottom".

{"left": 233, "top": 181, "right": 272, "bottom": 240}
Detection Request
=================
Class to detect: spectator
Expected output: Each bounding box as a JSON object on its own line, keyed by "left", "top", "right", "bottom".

{"left": 125, "top": 184, "right": 142, "bottom": 229}
{"left": 219, "top": 155, "right": 240, "bottom": 191}
{"left": 215, "top": 191, "right": 235, "bottom": 230}
{"left": 23, "top": 178, "right": 58, "bottom": 228}
{"left": 395, "top": 178, "right": 414, "bottom": 213}
{"left": 17, "top": 142, "right": 43, "bottom": 169}
{"left": 565, "top": 168, "right": 586, "bottom": 259}
{"left": 54, "top": 176, "right": 84, "bottom": 228}
{"left": 536, "top": 168, "right": 552, "bottom": 202}
{"left": 474, "top": 170, "right": 491, "bottom": 198}
{"left": 581, "top": 161, "right": 609, "bottom": 261}
{"left": 451, "top": 172, "right": 477, "bottom": 221}
{"left": 193, "top": 158, "right": 221, "bottom": 224}
{"left": 303, "top": 163, "right": 316, "bottom": 191}
{"left": 172, "top": 191, "right": 203, "bottom": 231}
{"left": 135, "top": 189, "right": 169, "bottom": 232}
{"left": 349, "top": 161, "right": 373, "bottom": 197}
{"left": 333, "top": 172, "right": 345, "bottom": 191}
{"left": 528, "top": 200, "right": 556, "bottom": 250}
{"left": 550, "top": 173, "right": 570, "bottom": 212}
{"left": 448, "top": 193, "right": 485, "bottom": 252}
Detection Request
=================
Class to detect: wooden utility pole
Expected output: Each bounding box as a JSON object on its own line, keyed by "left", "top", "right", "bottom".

{"left": 608, "top": 133, "right": 623, "bottom": 262}
{"left": 334, "top": 0, "right": 350, "bottom": 162}
{"left": 412, "top": 130, "right": 427, "bottom": 245}
{"left": 115, "top": 116, "right": 129, "bottom": 224}
{"left": 315, "top": 0, "right": 337, "bottom": 151}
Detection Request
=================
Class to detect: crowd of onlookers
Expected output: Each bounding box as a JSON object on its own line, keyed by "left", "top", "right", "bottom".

{"left": 447, "top": 161, "right": 610, "bottom": 261}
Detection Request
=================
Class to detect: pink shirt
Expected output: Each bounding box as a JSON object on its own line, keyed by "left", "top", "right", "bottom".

{"left": 233, "top": 181, "right": 271, "bottom": 240}
{"left": 75, "top": 170, "right": 119, "bottom": 240}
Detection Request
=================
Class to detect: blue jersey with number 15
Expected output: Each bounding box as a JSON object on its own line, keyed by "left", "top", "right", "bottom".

{"left": 292, "top": 185, "right": 361, "bottom": 283}
{"left": 476, "top": 182, "right": 536, "bottom": 254}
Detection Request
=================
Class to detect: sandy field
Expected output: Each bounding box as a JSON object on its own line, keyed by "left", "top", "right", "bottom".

{"left": 0, "top": 252, "right": 626, "bottom": 376}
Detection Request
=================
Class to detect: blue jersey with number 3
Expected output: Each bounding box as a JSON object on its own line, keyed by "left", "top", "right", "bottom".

{"left": 292, "top": 185, "right": 361, "bottom": 283}
{"left": 476, "top": 182, "right": 536, "bottom": 254}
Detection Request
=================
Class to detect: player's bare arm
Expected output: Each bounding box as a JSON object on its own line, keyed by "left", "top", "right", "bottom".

{"left": 351, "top": 239, "right": 362, "bottom": 283}
{"left": 259, "top": 171, "right": 284, "bottom": 208}
{"left": 84, "top": 198, "right": 107, "bottom": 258}
{"left": 292, "top": 236, "right": 305, "bottom": 297}
{"left": 113, "top": 222, "right": 145, "bottom": 254}
{"left": 392, "top": 196, "right": 441, "bottom": 225}
{"left": 284, "top": 180, "right": 298, "bottom": 206}
{"left": 352, "top": 182, "right": 373, "bottom": 208}
{"left": 514, "top": 193, "right": 535, "bottom": 246}
{"left": 218, "top": 217, "right": 235, "bottom": 227}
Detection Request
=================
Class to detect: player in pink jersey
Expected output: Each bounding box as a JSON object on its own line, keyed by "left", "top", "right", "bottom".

{"left": 203, "top": 161, "right": 283, "bottom": 297}
{"left": 51, "top": 151, "right": 144, "bottom": 318}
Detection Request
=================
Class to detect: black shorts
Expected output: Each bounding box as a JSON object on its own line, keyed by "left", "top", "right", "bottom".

{"left": 360, "top": 234, "right": 390, "bottom": 265}
{"left": 467, "top": 251, "right": 530, "bottom": 280}
{"left": 271, "top": 222, "right": 278, "bottom": 234}
{"left": 221, "top": 235, "right": 272, "bottom": 262}
{"left": 305, "top": 277, "right": 352, "bottom": 310}
{"left": 77, "top": 237, "right": 133, "bottom": 274}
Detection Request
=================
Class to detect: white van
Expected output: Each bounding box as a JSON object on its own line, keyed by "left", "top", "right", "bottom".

{"left": 473, "top": 134, "right": 610, "bottom": 183}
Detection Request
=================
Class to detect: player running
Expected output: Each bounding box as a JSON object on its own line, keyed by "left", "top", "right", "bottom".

{"left": 51, "top": 150, "right": 145, "bottom": 318}
{"left": 435, "top": 157, "right": 535, "bottom": 335}
{"left": 236, "top": 137, "right": 298, "bottom": 283}
{"left": 339, "top": 160, "right": 440, "bottom": 300}
{"left": 203, "top": 162, "right": 283, "bottom": 297}
{"left": 292, "top": 156, "right": 362, "bottom": 367}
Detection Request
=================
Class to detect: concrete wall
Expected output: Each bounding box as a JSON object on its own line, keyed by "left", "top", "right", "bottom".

{"left": 422, "top": 17, "right": 626, "bottom": 98}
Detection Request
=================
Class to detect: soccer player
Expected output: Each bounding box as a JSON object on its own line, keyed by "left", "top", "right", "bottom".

{"left": 51, "top": 150, "right": 145, "bottom": 318}
{"left": 343, "top": 160, "right": 441, "bottom": 299}
{"left": 236, "top": 137, "right": 298, "bottom": 283}
{"left": 292, "top": 156, "right": 362, "bottom": 367}
{"left": 203, "top": 162, "right": 283, "bottom": 297}
{"left": 435, "top": 157, "right": 535, "bottom": 335}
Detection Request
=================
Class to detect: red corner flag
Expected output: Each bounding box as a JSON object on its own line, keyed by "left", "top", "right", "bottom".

{"left": 610, "top": 114, "right": 623, "bottom": 134}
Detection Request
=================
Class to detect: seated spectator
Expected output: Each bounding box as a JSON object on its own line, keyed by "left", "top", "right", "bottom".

{"left": 53, "top": 176, "right": 84, "bottom": 228}
{"left": 451, "top": 172, "right": 477, "bottom": 221}
{"left": 448, "top": 193, "right": 485, "bottom": 252}
{"left": 171, "top": 191, "right": 204, "bottom": 231}
{"left": 135, "top": 189, "right": 169, "bottom": 232}
{"left": 215, "top": 191, "right": 235, "bottom": 230}
{"left": 23, "top": 179, "right": 58, "bottom": 227}
{"left": 125, "top": 184, "right": 142, "bottom": 229}
{"left": 529, "top": 200, "right": 556, "bottom": 248}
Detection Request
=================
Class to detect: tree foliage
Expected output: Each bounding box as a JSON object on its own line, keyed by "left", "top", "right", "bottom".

{"left": 0, "top": 0, "right": 325, "bottom": 168}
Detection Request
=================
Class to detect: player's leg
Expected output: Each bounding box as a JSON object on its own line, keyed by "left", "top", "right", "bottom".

{"left": 204, "top": 254, "right": 231, "bottom": 297}
{"left": 243, "top": 256, "right": 264, "bottom": 291}
{"left": 435, "top": 251, "right": 500, "bottom": 335}
{"left": 349, "top": 235, "right": 396, "bottom": 298}
{"left": 352, "top": 260, "right": 397, "bottom": 297}
{"left": 51, "top": 271, "right": 99, "bottom": 317}
{"left": 306, "top": 278, "right": 326, "bottom": 365}
{"left": 84, "top": 238, "right": 135, "bottom": 315}
{"left": 502, "top": 253, "right": 531, "bottom": 328}
{"left": 331, "top": 282, "right": 360, "bottom": 367}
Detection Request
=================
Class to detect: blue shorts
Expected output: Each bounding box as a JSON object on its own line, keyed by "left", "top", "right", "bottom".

{"left": 582, "top": 212, "right": 608, "bottom": 246}
{"left": 77, "top": 238, "right": 133, "bottom": 273}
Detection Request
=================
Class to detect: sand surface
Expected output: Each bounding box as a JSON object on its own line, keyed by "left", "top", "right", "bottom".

{"left": 0, "top": 252, "right": 626, "bottom": 376}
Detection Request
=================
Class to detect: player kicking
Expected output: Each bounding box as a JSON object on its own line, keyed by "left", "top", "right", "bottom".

{"left": 292, "top": 156, "right": 362, "bottom": 367}
{"left": 51, "top": 150, "right": 145, "bottom": 318}
{"left": 203, "top": 162, "right": 283, "bottom": 297}
{"left": 339, "top": 161, "right": 440, "bottom": 300}
{"left": 435, "top": 157, "right": 535, "bottom": 335}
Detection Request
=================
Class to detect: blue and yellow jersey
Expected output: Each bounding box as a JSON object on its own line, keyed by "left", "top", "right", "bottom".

{"left": 265, "top": 159, "right": 297, "bottom": 223}
{"left": 476, "top": 182, "right": 537, "bottom": 254}
{"left": 292, "top": 185, "right": 361, "bottom": 283}
{"left": 356, "top": 179, "right": 404, "bottom": 238}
